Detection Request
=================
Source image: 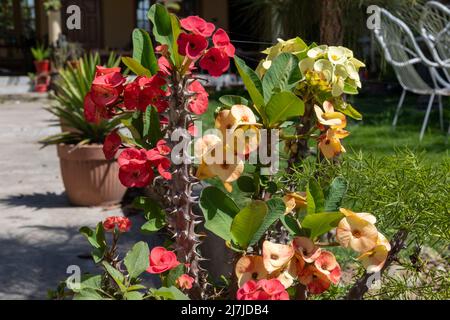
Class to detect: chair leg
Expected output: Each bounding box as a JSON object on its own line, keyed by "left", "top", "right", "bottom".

{"left": 393, "top": 89, "right": 406, "bottom": 128}
{"left": 420, "top": 94, "right": 436, "bottom": 141}
{"left": 438, "top": 95, "right": 444, "bottom": 131}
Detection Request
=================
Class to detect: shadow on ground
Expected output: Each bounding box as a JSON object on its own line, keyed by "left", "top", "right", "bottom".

{"left": 0, "top": 192, "right": 70, "bottom": 210}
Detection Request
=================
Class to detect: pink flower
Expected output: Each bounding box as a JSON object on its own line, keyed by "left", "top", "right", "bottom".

{"left": 213, "top": 28, "right": 235, "bottom": 57}
{"left": 180, "top": 16, "right": 215, "bottom": 37}
{"left": 237, "top": 279, "right": 290, "bottom": 301}
{"left": 177, "top": 33, "right": 208, "bottom": 60}
{"left": 103, "top": 216, "right": 132, "bottom": 233}
{"left": 103, "top": 130, "right": 121, "bottom": 160}
{"left": 147, "top": 140, "right": 172, "bottom": 180}
{"left": 158, "top": 56, "right": 172, "bottom": 76}
{"left": 123, "top": 76, "right": 168, "bottom": 112}
{"left": 199, "top": 48, "right": 230, "bottom": 77}
{"left": 314, "top": 250, "right": 342, "bottom": 285}
{"left": 147, "top": 247, "right": 180, "bottom": 274}
{"left": 187, "top": 81, "right": 209, "bottom": 115}
{"left": 176, "top": 274, "right": 195, "bottom": 290}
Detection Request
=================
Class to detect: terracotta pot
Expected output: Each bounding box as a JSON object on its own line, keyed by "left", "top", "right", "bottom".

{"left": 57, "top": 144, "right": 126, "bottom": 206}
{"left": 34, "top": 60, "right": 50, "bottom": 73}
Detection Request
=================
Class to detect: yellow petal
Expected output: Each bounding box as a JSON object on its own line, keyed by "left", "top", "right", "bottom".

{"left": 235, "top": 255, "right": 268, "bottom": 288}
{"left": 358, "top": 245, "right": 389, "bottom": 273}
{"left": 262, "top": 241, "right": 295, "bottom": 274}
{"left": 336, "top": 215, "right": 379, "bottom": 253}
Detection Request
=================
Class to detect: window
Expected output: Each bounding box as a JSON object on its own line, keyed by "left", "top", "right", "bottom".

{"left": 21, "top": 0, "right": 36, "bottom": 38}
{"left": 136, "top": 0, "right": 152, "bottom": 31}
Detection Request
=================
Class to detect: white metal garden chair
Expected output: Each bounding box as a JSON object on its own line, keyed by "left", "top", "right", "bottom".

{"left": 373, "top": 8, "right": 449, "bottom": 141}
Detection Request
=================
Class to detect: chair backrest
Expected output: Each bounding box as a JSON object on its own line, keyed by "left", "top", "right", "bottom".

{"left": 420, "top": 1, "right": 450, "bottom": 66}
{"left": 374, "top": 8, "right": 432, "bottom": 93}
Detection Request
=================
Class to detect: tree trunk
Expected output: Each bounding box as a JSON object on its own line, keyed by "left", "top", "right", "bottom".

{"left": 320, "top": 0, "right": 344, "bottom": 45}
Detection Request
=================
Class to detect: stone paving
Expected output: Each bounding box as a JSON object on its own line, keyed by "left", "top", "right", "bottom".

{"left": 0, "top": 96, "right": 159, "bottom": 299}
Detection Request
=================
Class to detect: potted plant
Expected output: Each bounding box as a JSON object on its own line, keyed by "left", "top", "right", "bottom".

{"left": 41, "top": 52, "right": 127, "bottom": 207}
{"left": 44, "top": 0, "right": 62, "bottom": 46}
{"left": 31, "top": 43, "right": 51, "bottom": 73}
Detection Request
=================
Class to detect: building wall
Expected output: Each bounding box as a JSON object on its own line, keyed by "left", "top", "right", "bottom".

{"left": 200, "top": 0, "right": 229, "bottom": 31}
{"left": 102, "top": 0, "right": 135, "bottom": 49}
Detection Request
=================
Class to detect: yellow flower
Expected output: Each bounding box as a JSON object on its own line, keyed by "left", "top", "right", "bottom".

{"left": 340, "top": 208, "right": 377, "bottom": 225}
{"left": 336, "top": 213, "right": 379, "bottom": 253}
{"left": 314, "top": 101, "right": 347, "bottom": 129}
{"left": 358, "top": 244, "right": 389, "bottom": 273}
{"left": 235, "top": 255, "right": 268, "bottom": 288}
{"left": 283, "top": 192, "right": 307, "bottom": 214}
{"left": 271, "top": 258, "right": 298, "bottom": 289}
{"left": 262, "top": 241, "right": 295, "bottom": 274}
{"left": 318, "top": 129, "right": 349, "bottom": 159}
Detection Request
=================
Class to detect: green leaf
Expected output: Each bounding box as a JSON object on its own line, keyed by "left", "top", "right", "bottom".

{"left": 219, "top": 95, "right": 249, "bottom": 107}
{"left": 124, "top": 242, "right": 150, "bottom": 280}
{"left": 237, "top": 176, "right": 256, "bottom": 193}
{"left": 262, "top": 53, "right": 301, "bottom": 103}
{"left": 234, "top": 56, "right": 265, "bottom": 112}
{"left": 102, "top": 262, "right": 127, "bottom": 293}
{"left": 306, "top": 178, "right": 325, "bottom": 214}
{"left": 301, "top": 212, "right": 344, "bottom": 240}
{"left": 122, "top": 57, "right": 152, "bottom": 77}
{"left": 153, "top": 4, "right": 172, "bottom": 36}
{"left": 124, "top": 291, "right": 144, "bottom": 300}
{"left": 343, "top": 82, "right": 359, "bottom": 95}
{"left": 132, "top": 28, "right": 158, "bottom": 75}
{"left": 134, "top": 197, "right": 167, "bottom": 233}
{"left": 200, "top": 186, "right": 240, "bottom": 241}
{"left": 265, "top": 91, "right": 305, "bottom": 128}
{"left": 324, "top": 176, "right": 348, "bottom": 212}
{"left": 150, "top": 286, "right": 190, "bottom": 300}
{"left": 231, "top": 200, "right": 268, "bottom": 249}
{"left": 280, "top": 215, "right": 303, "bottom": 236}
{"left": 164, "top": 264, "right": 185, "bottom": 287}
{"left": 335, "top": 102, "right": 363, "bottom": 121}
{"left": 249, "top": 198, "right": 285, "bottom": 246}
{"left": 143, "top": 106, "right": 162, "bottom": 145}
{"left": 73, "top": 289, "right": 104, "bottom": 300}
{"left": 67, "top": 274, "right": 102, "bottom": 293}
{"left": 79, "top": 223, "right": 106, "bottom": 263}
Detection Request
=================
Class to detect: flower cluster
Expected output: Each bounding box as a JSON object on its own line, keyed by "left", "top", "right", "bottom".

{"left": 336, "top": 209, "right": 391, "bottom": 273}
{"left": 299, "top": 45, "right": 365, "bottom": 97}
{"left": 236, "top": 238, "right": 342, "bottom": 297}
{"left": 314, "top": 101, "right": 349, "bottom": 159}
{"left": 103, "top": 216, "right": 132, "bottom": 233}
{"left": 194, "top": 105, "right": 260, "bottom": 192}
{"left": 147, "top": 247, "right": 194, "bottom": 291}
{"left": 178, "top": 16, "right": 235, "bottom": 77}
{"left": 237, "top": 279, "right": 289, "bottom": 301}
{"left": 117, "top": 140, "right": 172, "bottom": 188}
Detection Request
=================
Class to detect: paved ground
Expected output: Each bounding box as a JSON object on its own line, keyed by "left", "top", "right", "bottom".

{"left": 0, "top": 96, "right": 160, "bottom": 299}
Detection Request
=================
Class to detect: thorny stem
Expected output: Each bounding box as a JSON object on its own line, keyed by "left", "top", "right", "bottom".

{"left": 345, "top": 229, "right": 409, "bottom": 300}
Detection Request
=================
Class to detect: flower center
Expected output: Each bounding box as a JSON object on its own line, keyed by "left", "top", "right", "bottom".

{"left": 352, "top": 230, "right": 362, "bottom": 238}
{"left": 270, "top": 254, "right": 279, "bottom": 260}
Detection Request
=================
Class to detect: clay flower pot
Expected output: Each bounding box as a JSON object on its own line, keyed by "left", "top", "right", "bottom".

{"left": 34, "top": 60, "right": 51, "bottom": 73}
{"left": 57, "top": 144, "right": 126, "bottom": 206}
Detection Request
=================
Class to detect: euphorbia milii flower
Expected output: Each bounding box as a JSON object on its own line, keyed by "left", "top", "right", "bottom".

{"left": 259, "top": 279, "right": 289, "bottom": 299}
{"left": 103, "top": 216, "right": 132, "bottom": 233}
{"left": 95, "top": 66, "right": 121, "bottom": 77}
{"left": 90, "top": 72, "right": 126, "bottom": 107}
{"left": 336, "top": 213, "right": 379, "bottom": 253}
{"left": 84, "top": 93, "right": 105, "bottom": 124}
{"left": 358, "top": 244, "right": 389, "bottom": 274}
{"left": 103, "top": 130, "right": 122, "bottom": 160}
{"left": 213, "top": 28, "right": 235, "bottom": 57}
{"left": 283, "top": 192, "right": 307, "bottom": 214}
{"left": 262, "top": 241, "right": 295, "bottom": 274}
{"left": 292, "top": 236, "right": 322, "bottom": 263}
{"left": 158, "top": 56, "right": 172, "bottom": 76}
{"left": 176, "top": 274, "right": 195, "bottom": 290}
{"left": 237, "top": 279, "right": 289, "bottom": 300}
{"left": 147, "top": 140, "right": 172, "bottom": 180}
{"left": 187, "top": 80, "right": 209, "bottom": 115}
{"left": 314, "top": 250, "right": 341, "bottom": 284}
{"left": 208, "top": 155, "right": 244, "bottom": 192}
{"left": 119, "top": 161, "right": 153, "bottom": 188}
{"left": 236, "top": 280, "right": 265, "bottom": 300}
{"left": 273, "top": 259, "right": 298, "bottom": 289}
{"left": 235, "top": 256, "right": 268, "bottom": 288}
{"left": 147, "top": 247, "right": 180, "bottom": 274}
{"left": 298, "top": 265, "right": 331, "bottom": 295}
{"left": 177, "top": 33, "right": 208, "bottom": 60}
{"left": 118, "top": 148, "right": 148, "bottom": 166}
{"left": 180, "top": 16, "right": 215, "bottom": 37}
{"left": 340, "top": 208, "right": 377, "bottom": 225}
{"left": 314, "top": 101, "right": 347, "bottom": 129}
{"left": 124, "top": 75, "right": 168, "bottom": 112}
{"left": 199, "top": 47, "right": 230, "bottom": 77}
{"left": 215, "top": 109, "right": 237, "bottom": 139}
{"left": 318, "top": 128, "right": 349, "bottom": 159}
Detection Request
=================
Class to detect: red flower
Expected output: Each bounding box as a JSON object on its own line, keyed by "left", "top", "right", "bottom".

{"left": 95, "top": 66, "right": 121, "bottom": 77}
{"left": 103, "top": 216, "right": 132, "bottom": 233}
{"left": 103, "top": 130, "right": 122, "bottom": 160}
{"left": 180, "top": 16, "right": 215, "bottom": 37}
{"left": 213, "top": 28, "right": 235, "bottom": 57}
{"left": 187, "top": 81, "right": 209, "bottom": 115}
{"left": 176, "top": 274, "right": 195, "bottom": 290}
{"left": 199, "top": 48, "right": 230, "bottom": 77}
{"left": 90, "top": 72, "right": 125, "bottom": 107}
{"left": 118, "top": 148, "right": 148, "bottom": 166}
{"left": 147, "top": 140, "right": 172, "bottom": 180}
{"left": 177, "top": 33, "right": 208, "bottom": 60}
{"left": 237, "top": 279, "right": 289, "bottom": 301}
{"left": 158, "top": 56, "right": 172, "bottom": 76}
{"left": 119, "top": 162, "right": 153, "bottom": 188}
{"left": 84, "top": 94, "right": 103, "bottom": 124}
{"left": 147, "top": 247, "right": 180, "bottom": 274}
{"left": 124, "top": 76, "right": 168, "bottom": 112}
